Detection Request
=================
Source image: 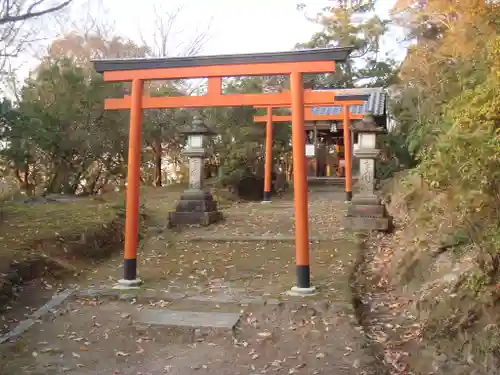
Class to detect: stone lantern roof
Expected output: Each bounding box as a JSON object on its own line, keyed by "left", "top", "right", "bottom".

{"left": 352, "top": 112, "right": 386, "bottom": 134}
{"left": 180, "top": 116, "right": 216, "bottom": 136}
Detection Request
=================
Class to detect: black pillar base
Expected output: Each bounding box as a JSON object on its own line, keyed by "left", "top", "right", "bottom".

{"left": 168, "top": 189, "right": 223, "bottom": 228}
{"left": 346, "top": 191, "right": 353, "bottom": 202}
{"left": 262, "top": 191, "right": 272, "bottom": 202}
{"left": 123, "top": 258, "right": 137, "bottom": 280}
{"left": 296, "top": 265, "right": 311, "bottom": 289}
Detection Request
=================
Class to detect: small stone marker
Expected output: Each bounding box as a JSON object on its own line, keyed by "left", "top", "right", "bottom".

{"left": 138, "top": 308, "right": 240, "bottom": 329}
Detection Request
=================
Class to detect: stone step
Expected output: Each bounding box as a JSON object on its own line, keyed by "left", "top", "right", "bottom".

{"left": 187, "top": 235, "right": 343, "bottom": 242}
{"left": 307, "top": 177, "right": 359, "bottom": 186}
{"left": 138, "top": 308, "right": 241, "bottom": 330}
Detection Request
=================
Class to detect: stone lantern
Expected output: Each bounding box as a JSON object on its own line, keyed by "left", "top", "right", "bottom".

{"left": 343, "top": 112, "right": 392, "bottom": 231}
{"left": 167, "top": 116, "right": 223, "bottom": 227}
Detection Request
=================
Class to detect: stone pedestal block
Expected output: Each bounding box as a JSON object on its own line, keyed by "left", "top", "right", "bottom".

{"left": 347, "top": 204, "right": 386, "bottom": 218}
{"left": 342, "top": 214, "right": 391, "bottom": 231}
{"left": 344, "top": 202, "right": 392, "bottom": 231}
{"left": 168, "top": 189, "right": 223, "bottom": 227}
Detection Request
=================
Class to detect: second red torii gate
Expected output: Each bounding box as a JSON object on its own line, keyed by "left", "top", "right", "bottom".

{"left": 93, "top": 47, "right": 354, "bottom": 294}
{"left": 253, "top": 97, "right": 367, "bottom": 203}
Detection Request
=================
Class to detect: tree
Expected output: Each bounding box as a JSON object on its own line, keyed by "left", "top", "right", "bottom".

{"left": 48, "top": 32, "right": 149, "bottom": 63}
{"left": 32, "top": 32, "right": 150, "bottom": 193}
{"left": 0, "top": 0, "right": 74, "bottom": 73}
{"left": 204, "top": 77, "right": 291, "bottom": 188}
{"left": 386, "top": 3, "right": 500, "bottom": 369}
{"left": 0, "top": 0, "right": 72, "bottom": 25}
{"left": 140, "top": 4, "right": 210, "bottom": 59}
{"left": 139, "top": 4, "right": 211, "bottom": 187}
{"left": 142, "top": 84, "right": 191, "bottom": 187}
{"left": 0, "top": 54, "right": 131, "bottom": 195}
{"left": 389, "top": 0, "right": 499, "bottom": 160}
{"left": 0, "top": 97, "right": 38, "bottom": 194}
{"left": 296, "top": 0, "right": 397, "bottom": 88}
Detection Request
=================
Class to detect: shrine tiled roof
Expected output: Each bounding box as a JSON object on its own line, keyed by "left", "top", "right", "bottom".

{"left": 311, "top": 87, "right": 386, "bottom": 117}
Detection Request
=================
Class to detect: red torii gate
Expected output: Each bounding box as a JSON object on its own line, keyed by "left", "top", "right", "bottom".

{"left": 93, "top": 47, "right": 353, "bottom": 294}
{"left": 253, "top": 98, "right": 367, "bottom": 203}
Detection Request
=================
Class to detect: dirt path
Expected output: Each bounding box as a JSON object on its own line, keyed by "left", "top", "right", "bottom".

{"left": 0, "top": 189, "right": 379, "bottom": 375}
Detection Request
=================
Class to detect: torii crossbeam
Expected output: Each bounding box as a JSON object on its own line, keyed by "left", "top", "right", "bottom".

{"left": 93, "top": 47, "right": 354, "bottom": 294}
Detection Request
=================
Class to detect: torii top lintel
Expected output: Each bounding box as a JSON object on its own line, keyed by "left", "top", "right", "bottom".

{"left": 93, "top": 47, "right": 355, "bottom": 109}
{"left": 93, "top": 47, "right": 353, "bottom": 80}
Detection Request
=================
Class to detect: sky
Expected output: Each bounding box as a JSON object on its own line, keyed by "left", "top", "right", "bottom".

{"left": 108, "top": 0, "right": 403, "bottom": 57}
{"left": 8, "top": 0, "right": 405, "bottom": 92}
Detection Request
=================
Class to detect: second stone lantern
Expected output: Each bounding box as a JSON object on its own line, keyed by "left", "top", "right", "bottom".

{"left": 167, "top": 116, "right": 223, "bottom": 227}
{"left": 343, "top": 112, "right": 392, "bottom": 232}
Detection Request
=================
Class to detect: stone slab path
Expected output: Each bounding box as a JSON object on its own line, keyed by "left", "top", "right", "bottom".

{"left": 0, "top": 189, "right": 378, "bottom": 375}
{"left": 138, "top": 309, "right": 241, "bottom": 329}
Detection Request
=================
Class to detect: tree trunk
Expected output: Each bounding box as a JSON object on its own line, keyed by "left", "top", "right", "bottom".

{"left": 14, "top": 166, "right": 34, "bottom": 196}
{"left": 153, "top": 139, "right": 162, "bottom": 187}
{"left": 46, "top": 162, "right": 67, "bottom": 194}
{"left": 69, "top": 171, "right": 83, "bottom": 195}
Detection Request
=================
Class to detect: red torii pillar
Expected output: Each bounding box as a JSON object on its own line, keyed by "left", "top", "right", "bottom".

{"left": 262, "top": 108, "right": 273, "bottom": 203}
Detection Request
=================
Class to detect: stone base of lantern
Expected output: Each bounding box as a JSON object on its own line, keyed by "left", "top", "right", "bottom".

{"left": 167, "top": 189, "right": 223, "bottom": 228}
{"left": 343, "top": 200, "right": 393, "bottom": 232}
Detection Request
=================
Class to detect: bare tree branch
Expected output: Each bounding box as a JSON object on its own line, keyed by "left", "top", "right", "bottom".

{"left": 138, "top": 3, "right": 211, "bottom": 59}
{"left": 0, "top": 0, "right": 73, "bottom": 25}
{"left": 0, "top": 0, "right": 75, "bottom": 82}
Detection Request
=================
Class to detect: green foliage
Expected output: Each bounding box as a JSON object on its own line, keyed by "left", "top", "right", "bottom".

{"left": 1, "top": 57, "right": 129, "bottom": 194}
{"left": 391, "top": 2, "right": 500, "bottom": 295}
{"left": 205, "top": 77, "right": 291, "bottom": 184}
{"left": 417, "top": 36, "right": 500, "bottom": 235}
{"left": 376, "top": 132, "right": 416, "bottom": 179}
{"left": 142, "top": 83, "right": 190, "bottom": 155}
{"left": 296, "top": 1, "right": 397, "bottom": 88}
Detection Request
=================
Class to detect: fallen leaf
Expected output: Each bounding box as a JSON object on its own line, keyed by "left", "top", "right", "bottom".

{"left": 72, "top": 352, "right": 80, "bottom": 358}
{"left": 116, "top": 351, "right": 130, "bottom": 357}
{"left": 136, "top": 345, "right": 145, "bottom": 354}
{"left": 80, "top": 345, "right": 89, "bottom": 351}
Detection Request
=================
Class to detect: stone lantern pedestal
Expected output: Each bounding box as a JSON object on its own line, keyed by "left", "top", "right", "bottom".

{"left": 342, "top": 114, "right": 392, "bottom": 232}
{"left": 168, "top": 117, "right": 223, "bottom": 228}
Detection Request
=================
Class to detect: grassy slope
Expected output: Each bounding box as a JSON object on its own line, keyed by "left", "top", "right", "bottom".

{"left": 379, "top": 174, "right": 500, "bottom": 373}
{"left": 0, "top": 199, "right": 120, "bottom": 258}
{"left": 0, "top": 183, "right": 236, "bottom": 269}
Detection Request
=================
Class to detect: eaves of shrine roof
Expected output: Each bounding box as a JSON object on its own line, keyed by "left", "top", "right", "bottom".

{"left": 312, "top": 87, "right": 386, "bottom": 117}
